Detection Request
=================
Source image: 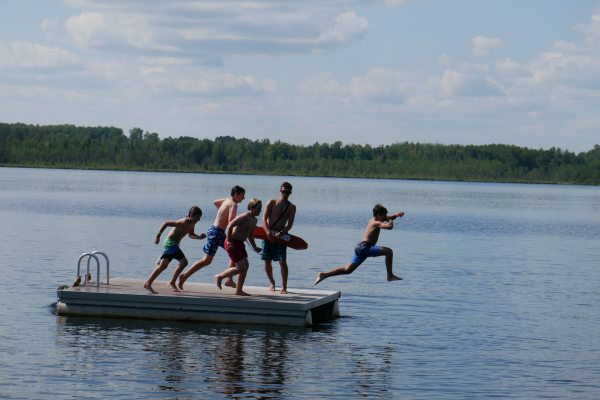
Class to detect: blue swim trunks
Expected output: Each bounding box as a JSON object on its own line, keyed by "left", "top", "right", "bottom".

{"left": 349, "top": 241, "right": 381, "bottom": 265}
{"left": 160, "top": 237, "right": 185, "bottom": 261}
{"left": 203, "top": 225, "right": 227, "bottom": 256}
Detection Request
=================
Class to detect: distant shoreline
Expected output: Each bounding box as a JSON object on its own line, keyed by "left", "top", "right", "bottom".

{"left": 0, "top": 163, "right": 581, "bottom": 186}
{"left": 2, "top": 122, "right": 599, "bottom": 186}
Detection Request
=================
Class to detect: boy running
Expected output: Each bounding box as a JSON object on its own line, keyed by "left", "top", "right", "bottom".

{"left": 215, "top": 198, "right": 262, "bottom": 296}
{"left": 314, "top": 204, "right": 404, "bottom": 285}
{"left": 144, "top": 206, "right": 206, "bottom": 294}
{"left": 261, "top": 182, "right": 296, "bottom": 294}
{"left": 177, "top": 186, "right": 246, "bottom": 290}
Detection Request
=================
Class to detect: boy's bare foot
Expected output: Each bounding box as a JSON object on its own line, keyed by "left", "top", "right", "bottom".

{"left": 269, "top": 283, "right": 276, "bottom": 291}
{"left": 143, "top": 283, "right": 158, "bottom": 294}
{"left": 387, "top": 275, "right": 403, "bottom": 282}
{"left": 314, "top": 273, "right": 325, "bottom": 286}
{"left": 280, "top": 287, "right": 288, "bottom": 294}
{"left": 215, "top": 275, "right": 222, "bottom": 290}
{"left": 167, "top": 283, "right": 181, "bottom": 292}
{"left": 178, "top": 274, "right": 187, "bottom": 291}
{"left": 235, "top": 291, "right": 251, "bottom": 296}
{"left": 224, "top": 278, "right": 237, "bottom": 288}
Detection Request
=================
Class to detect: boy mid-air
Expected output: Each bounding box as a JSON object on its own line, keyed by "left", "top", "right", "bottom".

{"left": 177, "top": 185, "right": 246, "bottom": 290}
{"left": 314, "top": 203, "right": 404, "bottom": 285}
{"left": 144, "top": 206, "right": 207, "bottom": 294}
{"left": 215, "top": 198, "right": 263, "bottom": 296}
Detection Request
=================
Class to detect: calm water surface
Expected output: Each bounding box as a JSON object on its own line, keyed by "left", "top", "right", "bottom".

{"left": 1, "top": 167, "right": 599, "bottom": 399}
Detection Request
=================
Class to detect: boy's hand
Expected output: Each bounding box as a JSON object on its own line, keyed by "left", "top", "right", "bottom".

{"left": 390, "top": 212, "right": 404, "bottom": 220}
{"left": 268, "top": 232, "right": 278, "bottom": 243}
{"left": 154, "top": 233, "right": 161, "bottom": 244}
{"left": 254, "top": 246, "right": 262, "bottom": 253}
{"left": 199, "top": 233, "right": 207, "bottom": 240}
{"left": 227, "top": 239, "right": 233, "bottom": 249}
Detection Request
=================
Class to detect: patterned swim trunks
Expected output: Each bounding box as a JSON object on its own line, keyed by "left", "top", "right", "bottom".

{"left": 203, "top": 225, "right": 226, "bottom": 256}
{"left": 349, "top": 241, "right": 381, "bottom": 266}
{"left": 260, "top": 240, "right": 287, "bottom": 262}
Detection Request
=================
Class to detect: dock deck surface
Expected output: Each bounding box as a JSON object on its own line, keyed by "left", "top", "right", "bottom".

{"left": 57, "top": 278, "right": 341, "bottom": 327}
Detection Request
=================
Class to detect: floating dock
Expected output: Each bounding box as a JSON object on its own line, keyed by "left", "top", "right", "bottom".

{"left": 57, "top": 278, "right": 341, "bottom": 327}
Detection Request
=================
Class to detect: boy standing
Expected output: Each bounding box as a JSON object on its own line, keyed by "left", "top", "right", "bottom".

{"left": 144, "top": 206, "right": 207, "bottom": 294}
{"left": 261, "top": 182, "right": 296, "bottom": 294}
{"left": 215, "top": 199, "right": 262, "bottom": 296}
{"left": 314, "top": 204, "right": 404, "bottom": 285}
{"left": 178, "top": 186, "right": 245, "bottom": 290}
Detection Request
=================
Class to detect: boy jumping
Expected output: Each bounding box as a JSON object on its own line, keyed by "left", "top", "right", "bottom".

{"left": 177, "top": 185, "right": 245, "bottom": 290}
{"left": 215, "top": 198, "right": 262, "bottom": 296}
{"left": 314, "top": 204, "right": 404, "bottom": 285}
{"left": 144, "top": 206, "right": 207, "bottom": 294}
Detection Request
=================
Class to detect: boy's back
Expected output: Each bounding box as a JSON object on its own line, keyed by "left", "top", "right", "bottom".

{"left": 230, "top": 212, "right": 258, "bottom": 241}
{"left": 167, "top": 217, "right": 197, "bottom": 243}
{"left": 214, "top": 198, "right": 238, "bottom": 230}
{"left": 362, "top": 217, "right": 385, "bottom": 245}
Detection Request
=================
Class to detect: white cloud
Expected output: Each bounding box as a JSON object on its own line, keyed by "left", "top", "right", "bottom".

{"left": 470, "top": 36, "right": 504, "bottom": 57}
{"left": 575, "top": 14, "right": 600, "bottom": 48}
{"left": 0, "top": 42, "right": 80, "bottom": 68}
{"left": 349, "top": 68, "right": 416, "bottom": 104}
{"left": 297, "top": 72, "right": 345, "bottom": 98}
{"left": 440, "top": 69, "right": 504, "bottom": 97}
{"left": 316, "top": 12, "right": 369, "bottom": 44}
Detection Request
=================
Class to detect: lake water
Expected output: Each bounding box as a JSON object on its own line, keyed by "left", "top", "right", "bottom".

{"left": 1, "top": 167, "right": 600, "bottom": 399}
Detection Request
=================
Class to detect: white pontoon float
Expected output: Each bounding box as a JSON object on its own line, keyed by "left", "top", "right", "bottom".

{"left": 56, "top": 252, "right": 341, "bottom": 327}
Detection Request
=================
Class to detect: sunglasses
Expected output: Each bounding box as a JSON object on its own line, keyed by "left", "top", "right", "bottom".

{"left": 280, "top": 190, "right": 292, "bottom": 195}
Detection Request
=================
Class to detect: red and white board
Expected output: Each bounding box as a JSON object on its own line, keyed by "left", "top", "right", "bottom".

{"left": 252, "top": 227, "right": 308, "bottom": 250}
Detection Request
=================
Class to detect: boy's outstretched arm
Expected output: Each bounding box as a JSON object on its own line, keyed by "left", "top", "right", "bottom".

{"left": 389, "top": 212, "right": 404, "bottom": 221}
{"left": 188, "top": 226, "right": 207, "bottom": 240}
{"left": 378, "top": 220, "right": 394, "bottom": 230}
{"left": 155, "top": 220, "right": 180, "bottom": 244}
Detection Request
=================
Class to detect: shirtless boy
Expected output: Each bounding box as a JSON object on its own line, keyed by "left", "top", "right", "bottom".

{"left": 143, "top": 206, "right": 207, "bottom": 294}
{"left": 177, "top": 186, "right": 245, "bottom": 290}
{"left": 215, "top": 198, "right": 262, "bottom": 296}
{"left": 314, "top": 204, "right": 404, "bottom": 285}
{"left": 261, "top": 182, "right": 296, "bottom": 294}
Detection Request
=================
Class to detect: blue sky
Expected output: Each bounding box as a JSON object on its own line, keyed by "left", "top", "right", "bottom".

{"left": 1, "top": 0, "right": 599, "bottom": 152}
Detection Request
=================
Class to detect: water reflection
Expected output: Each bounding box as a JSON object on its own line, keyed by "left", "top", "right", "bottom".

{"left": 55, "top": 316, "right": 332, "bottom": 397}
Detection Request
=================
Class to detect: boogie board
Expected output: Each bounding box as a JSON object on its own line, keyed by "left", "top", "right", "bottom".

{"left": 252, "top": 227, "right": 308, "bottom": 250}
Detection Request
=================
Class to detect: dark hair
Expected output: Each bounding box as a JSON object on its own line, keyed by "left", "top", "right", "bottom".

{"left": 373, "top": 203, "right": 388, "bottom": 217}
{"left": 231, "top": 185, "right": 245, "bottom": 196}
{"left": 281, "top": 182, "right": 292, "bottom": 191}
{"left": 189, "top": 206, "right": 202, "bottom": 217}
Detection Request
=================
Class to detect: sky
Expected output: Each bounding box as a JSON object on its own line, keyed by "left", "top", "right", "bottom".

{"left": 1, "top": 0, "right": 600, "bottom": 153}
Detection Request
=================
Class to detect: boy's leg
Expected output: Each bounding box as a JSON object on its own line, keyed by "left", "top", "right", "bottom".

{"left": 168, "top": 257, "right": 188, "bottom": 292}
{"left": 144, "top": 258, "right": 171, "bottom": 294}
{"left": 214, "top": 263, "right": 242, "bottom": 289}
{"left": 224, "top": 261, "right": 237, "bottom": 288}
{"left": 279, "top": 259, "right": 289, "bottom": 294}
{"left": 264, "top": 260, "right": 276, "bottom": 291}
{"left": 178, "top": 254, "right": 214, "bottom": 290}
{"left": 314, "top": 262, "right": 361, "bottom": 285}
{"left": 378, "top": 247, "right": 402, "bottom": 281}
{"left": 234, "top": 259, "right": 250, "bottom": 296}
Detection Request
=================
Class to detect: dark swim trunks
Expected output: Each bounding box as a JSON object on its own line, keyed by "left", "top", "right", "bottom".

{"left": 160, "top": 237, "right": 185, "bottom": 262}
{"left": 203, "top": 225, "right": 227, "bottom": 256}
{"left": 349, "top": 241, "right": 381, "bottom": 265}
{"left": 260, "top": 240, "right": 287, "bottom": 261}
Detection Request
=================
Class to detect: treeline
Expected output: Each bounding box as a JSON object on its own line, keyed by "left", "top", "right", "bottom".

{"left": 1, "top": 122, "right": 600, "bottom": 185}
